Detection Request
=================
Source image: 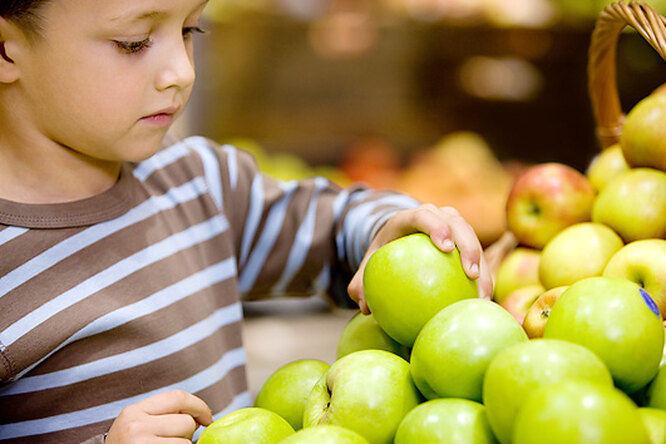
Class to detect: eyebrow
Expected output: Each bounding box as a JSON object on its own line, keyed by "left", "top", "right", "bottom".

{"left": 110, "top": 0, "right": 209, "bottom": 24}
{"left": 110, "top": 10, "right": 164, "bottom": 24}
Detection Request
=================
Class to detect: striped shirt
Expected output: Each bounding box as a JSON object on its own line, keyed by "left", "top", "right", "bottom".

{"left": 0, "top": 136, "right": 419, "bottom": 443}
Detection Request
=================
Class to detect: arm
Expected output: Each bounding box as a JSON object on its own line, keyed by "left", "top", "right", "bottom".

{"left": 217, "top": 141, "right": 490, "bottom": 308}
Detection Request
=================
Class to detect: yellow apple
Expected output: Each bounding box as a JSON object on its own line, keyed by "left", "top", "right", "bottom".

{"left": 586, "top": 144, "right": 630, "bottom": 192}
{"left": 620, "top": 94, "right": 666, "bottom": 172}
{"left": 538, "top": 222, "right": 623, "bottom": 289}
{"left": 592, "top": 168, "right": 666, "bottom": 242}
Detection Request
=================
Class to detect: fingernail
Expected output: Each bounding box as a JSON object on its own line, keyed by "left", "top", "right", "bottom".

{"left": 469, "top": 263, "right": 479, "bottom": 275}
{"left": 441, "top": 239, "right": 455, "bottom": 251}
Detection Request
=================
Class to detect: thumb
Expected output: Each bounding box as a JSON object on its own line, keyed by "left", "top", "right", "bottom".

{"left": 347, "top": 270, "right": 370, "bottom": 314}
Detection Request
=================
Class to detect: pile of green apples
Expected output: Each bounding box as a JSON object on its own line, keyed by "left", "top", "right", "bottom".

{"left": 196, "top": 91, "right": 666, "bottom": 444}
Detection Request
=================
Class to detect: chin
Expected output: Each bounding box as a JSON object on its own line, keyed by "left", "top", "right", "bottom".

{"left": 124, "top": 134, "right": 170, "bottom": 162}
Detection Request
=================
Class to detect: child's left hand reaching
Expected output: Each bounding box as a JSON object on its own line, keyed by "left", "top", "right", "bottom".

{"left": 347, "top": 204, "right": 493, "bottom": 314}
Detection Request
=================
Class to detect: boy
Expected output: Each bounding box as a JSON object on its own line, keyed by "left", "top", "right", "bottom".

{"left": 0, "top": 0, "right": 492, "bottom": 442}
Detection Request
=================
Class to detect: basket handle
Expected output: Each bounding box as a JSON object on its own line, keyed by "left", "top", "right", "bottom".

{"left": 588, "top": 1, "right": 666, "bottom": 148}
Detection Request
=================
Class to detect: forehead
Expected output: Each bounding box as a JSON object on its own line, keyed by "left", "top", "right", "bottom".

{"left": 44, "top": 0, "right": 207, "bottom": 25}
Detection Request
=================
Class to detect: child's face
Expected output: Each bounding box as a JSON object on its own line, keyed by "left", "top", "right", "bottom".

{"left": 15, "top": 0, "right": 207, "bottom": 163}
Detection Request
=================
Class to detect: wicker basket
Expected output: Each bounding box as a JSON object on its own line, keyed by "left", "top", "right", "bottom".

{"left": 588, "top": 1, "right": 666, "bottom": 148}
{"left": 484, "top": 1, "right": 666, "bottom": 277}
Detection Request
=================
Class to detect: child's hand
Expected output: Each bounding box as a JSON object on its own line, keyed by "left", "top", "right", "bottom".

{"left": 347, "top": 204, "right": 493, "bottom": 314}
{"left": 104, "top": 390, "right": 213, "bottom": 443}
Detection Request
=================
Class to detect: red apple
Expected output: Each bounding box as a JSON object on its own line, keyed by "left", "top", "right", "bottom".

{"left": 499, "top": 284, "right": 544, "bottom": 324}
{"left": 493, "top": 247, "right": 541, "bottom": 305}
{"left": 505, "top": 163, "right": 596, "bottom": 249}
{"left": 521, "top": 286, "right": 568, "bottom": 339}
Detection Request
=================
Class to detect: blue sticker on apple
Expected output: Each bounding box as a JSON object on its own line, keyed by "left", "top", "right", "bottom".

{"left": 640, "top": 288, "right": 660, "bottom": 317}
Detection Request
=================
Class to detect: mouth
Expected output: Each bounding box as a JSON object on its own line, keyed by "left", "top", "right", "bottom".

{"left": 141, "top": 105, "right": 181, "bottom": 125}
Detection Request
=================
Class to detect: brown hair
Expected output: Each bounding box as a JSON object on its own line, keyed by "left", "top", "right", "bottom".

{"left": 0, "top": 0, "right": 51, "bottom": 37}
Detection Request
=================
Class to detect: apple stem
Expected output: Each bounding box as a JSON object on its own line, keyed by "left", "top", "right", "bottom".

{"left": 527, "top": 201, "right": 541, "bottom": 216}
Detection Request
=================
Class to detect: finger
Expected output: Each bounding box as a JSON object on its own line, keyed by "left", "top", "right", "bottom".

{"left": 477, "top": 254, "right": 494, "bottom": 300}
{"left": 348, "top": 257, "right": 372, "bottom": 315}
{"left": 377, "top": 205, "right": 454, "bottom": 252}
{"left": 138, "top": 391, "right": 213, "bottom": 427}
{"left": 155, "top": 438, "right": 192, "bottom": 444}
{"left": 439, "top": 208, "right": 482, "bottom": 279}
{"left": 152, "top": 414, "right": 198, "bottom": 439}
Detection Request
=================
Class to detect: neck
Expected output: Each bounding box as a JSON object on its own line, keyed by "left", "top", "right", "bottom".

{"left": 0, "top": 126, "right": 121, "bottom": 205}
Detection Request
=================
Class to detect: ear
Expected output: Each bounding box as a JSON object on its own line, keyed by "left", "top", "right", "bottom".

{"left": 0, "top": 17, "right": 22, "bottom": 83}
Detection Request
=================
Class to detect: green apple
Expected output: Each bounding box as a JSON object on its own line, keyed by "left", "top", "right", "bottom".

{"left": 646, "top": 365, "right": 666, "bottom": 410}
{"left": 498, "top": 284, "right": 544, "bottom": 324}
{"left": 586, "top": 144, "right": 630, "bottom": 192}
{"left": 482, "top": 338, "right": 614, "bottom": 444}
{"left": 639, "top": 408, "right": 666, "bottom": 444}
{"left": 505, "top": 162, "right": 596, "bottom": 249}
{"left": 279, "top": 425, "right": 370, "bottom": 443}
{"left": 544, "top": 276, "right": 664, "bottom": 393}
{"left": 410, "top": 299, "right": 527, "bottom": 402}
{"left": 336, "top": 312, "right": 409, "bottom": 360}
{"left": 254, "top": 359, "right": 329, "bottom": 430}
{"left": 603, "top": 239, "right": 666, "bottom": 319}
{"left": 363, "top": 233, "right": 478, "bottom": 347}
{"left": 197, "top": 407, "right": 294, "bottom": 444}
{"left": 303, "top": 350, "right": 421, "bottom": 444}
{"left": 538, "top": 222, "right": 623, "bottom": 289}
{"left": 592, "top": 168, "right": 666, "bottom": 242}
{"left": 620, "top": 94, "right": 666, "bottom": 172}
{"left": 662, "top": 328, "right": 666, "bottom": 367}
{"left": 513, "top": 380, "right": 649, "bottom": 444}
{"left": 492, "top": 247, "right": 541, "bottom": 305}
{"left": 521, "top": 286, "right": 568, "bottom": 339}
{"left": 394, "top": 398, "right": 498, "bottom": 444}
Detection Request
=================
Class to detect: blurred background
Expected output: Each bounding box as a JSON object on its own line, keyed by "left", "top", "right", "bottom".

{"left": 173, "top": 0, "right": 666, "bottom": 397}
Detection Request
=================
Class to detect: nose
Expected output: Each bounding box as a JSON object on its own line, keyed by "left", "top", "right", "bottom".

{"left": 155, "top": 38, "right": 196, "bottom": 92}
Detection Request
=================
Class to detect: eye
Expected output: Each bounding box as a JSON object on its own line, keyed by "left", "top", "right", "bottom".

{"left": 113, "top": 38, "right": 153, "bottom": 54}
{"left": 183, "top": 26, "right": 206, "bottom": 38}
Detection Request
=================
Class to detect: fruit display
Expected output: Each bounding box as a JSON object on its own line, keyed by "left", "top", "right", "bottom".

{"left": 200, "top": 221, "right": 665, "bottom": 442}
{"left": 197, "top": 3, "right": 666, "bottom": 443}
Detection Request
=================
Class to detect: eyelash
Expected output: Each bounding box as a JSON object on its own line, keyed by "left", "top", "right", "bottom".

{"left": 113, "top": 26, "right": 206, "bottom": 55}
